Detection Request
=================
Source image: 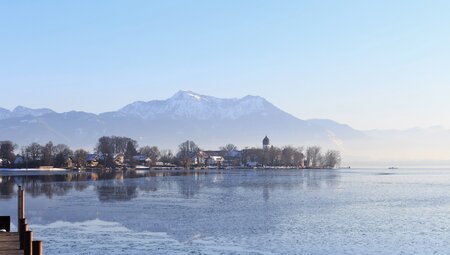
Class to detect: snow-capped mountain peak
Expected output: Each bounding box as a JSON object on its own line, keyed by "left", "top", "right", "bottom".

{"left": 170, "top": 90, "right": 204, "bottom": 101}
{"left": 119, "top": 91, "right": 278, "bottom": 120}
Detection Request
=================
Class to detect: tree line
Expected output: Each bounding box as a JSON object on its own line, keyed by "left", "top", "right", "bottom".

{"left": 0, "top": 136, "right": 341, "bottom": 169}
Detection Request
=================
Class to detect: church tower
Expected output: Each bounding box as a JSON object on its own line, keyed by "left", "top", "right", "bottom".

{"left": 262, "top": 136, "right": 270, "bottom": 150}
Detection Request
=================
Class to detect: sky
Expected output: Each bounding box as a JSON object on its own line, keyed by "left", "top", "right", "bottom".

{"left": 1, "top": 0, "right": 449, "bottom": 130}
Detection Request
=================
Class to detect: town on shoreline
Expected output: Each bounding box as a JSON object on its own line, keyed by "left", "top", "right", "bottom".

{"left": 0, "top": 136, "right": 341, "bottom": 171}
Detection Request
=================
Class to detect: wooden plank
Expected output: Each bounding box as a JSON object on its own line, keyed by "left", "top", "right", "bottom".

{"left": 0, "top": 233, "right": 20, "bottom": 240}
{"left": 0, "top": 234, "right": 19, "bottom": 238}
{"left": 0, "top": 251, "right": 23, "bottom": 255}
{"left": 0, "top": 232, "right": 22, "bottom": 254}
{"left": 0, "top": 232, "right": 20, "bottom": 236}
{"left": 0, "top": 241, "right": 20, "bottom": 249}
{"left": 0, "top": 237, "right": 21, "bottom": 242}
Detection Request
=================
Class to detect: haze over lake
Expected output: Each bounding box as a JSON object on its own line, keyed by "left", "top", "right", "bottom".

{"left": 1, "top": 168, "right": 449, "bottom": 254}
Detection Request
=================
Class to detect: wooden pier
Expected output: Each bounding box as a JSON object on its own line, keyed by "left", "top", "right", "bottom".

{"left": 0, "top": 186, "right": 42, "bottom": 255}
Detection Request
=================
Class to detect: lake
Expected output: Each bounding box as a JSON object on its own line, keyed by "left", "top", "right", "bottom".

{"left": 1, "top": 168, "right": 450, "bottom": 254}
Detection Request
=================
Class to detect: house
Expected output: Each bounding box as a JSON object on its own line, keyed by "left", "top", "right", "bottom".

{"left": 223, "top": 150, "right": 242, "bottom": 166}
{"left": 114, "top": 153, "right": 125, "bottom": 166}
{"left": 0, "top": 158, "right": 10, "bottom": 167}
{"left": 192, "top": 151, "right": 209, "bottom": 165}
{"left": 14, "top": 156, "right": 25, "bottom": 166}
{"left": 203, "top": 150, "right": 225, "bottom": 166}
{"left": 132, "top": 155, "right": 152, "bottom": 166}
{"left": 207, "top": 156, "right": 224, "bottom": 166}
{"left": 65, "top": 157, "right": 74, "bottom": 168}
{"left": 86, "top": 154, "right": 99, "bottom": 167}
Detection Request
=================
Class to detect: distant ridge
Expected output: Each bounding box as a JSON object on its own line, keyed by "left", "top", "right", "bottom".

{"left": 119, "top": 90, "right": 281, "bottom": 120}
{"left": 3, "top": 90, "right": 448, "bottom": 163}
{"left": 0, "top": 90, "right": 361, "bottom": 151}
{"left": 0, "top": 106, "right": 55, "bottom": 120}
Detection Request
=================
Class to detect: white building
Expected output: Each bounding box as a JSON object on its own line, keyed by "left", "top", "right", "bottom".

{"left": 207, "top": 156, "right": 224, "bottom": 166}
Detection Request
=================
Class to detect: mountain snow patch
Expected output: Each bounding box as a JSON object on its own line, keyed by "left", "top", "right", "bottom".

{"left": 118, "top": 90, "right": 276, "bottom": 120}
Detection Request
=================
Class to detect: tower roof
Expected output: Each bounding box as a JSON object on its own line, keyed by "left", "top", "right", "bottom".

{"left": 263, "top": 136, "right": 270, "bottom": 146}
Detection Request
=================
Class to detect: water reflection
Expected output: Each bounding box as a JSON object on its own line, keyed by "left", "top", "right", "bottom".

{"left": 0, "top": 169, "right": 342, "bottom": 245}
{"left": 96, "top": 171, "right": 138, "bottom": 202}
{"left": 0, "top": 174, "right": 91, "bottom": 199}
{"left": 0, "top": 176, "right": 15, "bottom": 199}
{"left": 0, "top": 169, "right": 340, "bottom": 202}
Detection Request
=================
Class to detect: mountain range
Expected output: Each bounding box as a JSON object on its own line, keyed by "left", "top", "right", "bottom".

{"left": 1, "top": 90, "right": 449, "bottom": 165}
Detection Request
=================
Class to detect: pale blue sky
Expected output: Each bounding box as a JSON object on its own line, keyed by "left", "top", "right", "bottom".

{"left": 1, "top": 1, "right": 449, "bottom": 130}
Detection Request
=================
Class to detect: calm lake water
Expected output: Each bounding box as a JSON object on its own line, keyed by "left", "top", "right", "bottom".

{"left": 1, "top": 168, "right": 450, "bottom": 254}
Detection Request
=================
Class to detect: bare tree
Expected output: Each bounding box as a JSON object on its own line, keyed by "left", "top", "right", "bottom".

{"left": 53, "top": 144, "right": 71, "bottom": 155}
{"left": 281, "top": 146, "right": 295, "bottom": 166}
{"left": 322, "top": 150, "right": 341, "bottom": 168}
{"left": 241, "top": 148, "right": 264, "bottom": 166}
{"left": 74, "top": 149, "right": 89, "bottom": 168}
{"left": 293, "top": 147, "right": 305, "bottom": 168}
{"left": 139, "top": 146, "right": 160, "bottom": 163}
{"left": 177, "top": 140, "right": 199, "bottom": 168}
{"left": 0, "top": 141, "right": 16, "bottom": 167}
{"left": 159, "top": 149, "right": 175, "bottom": 164}
{"left": 53, "top": 144, "right": 73, "bottom": 168}
{"left": 24, "top": 142, "right": 43, "bottom": 166}
{"left": 125, "top": 140, "right": 138, "bottom": 164}
{"left": 96, "top": 136, "right": 114, "bottom": 167}
{"left": 96, "top": 136, "right": 138, "bottom": 167}
{"left": 266, "top": 146, "right": 282, "bottom": 166}
{"left": 306, "top": 146, "right": 322, "bottom": 168}
{"left": 41, "top": 141, "right": 54, "bottom": 166}
{"left": 220, "top": 144, "right": 237, "bottom": 152}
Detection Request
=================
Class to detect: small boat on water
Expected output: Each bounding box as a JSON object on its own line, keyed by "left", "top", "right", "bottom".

{"left": 388, "top": 167, "right": 398, "bottom": 170}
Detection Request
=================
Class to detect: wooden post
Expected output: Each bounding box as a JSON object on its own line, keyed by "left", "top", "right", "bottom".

{"left": 33, "top": 241, "right": 42, "bottom": 255}
{"left": 18, "top": 185, "right": 25, "bottom": 227}
{"left": 24, "top": 230, "right": 33, "bottom": 255}
{"left": 19, "top": 218, "right": 27, "bottom": 233}
{"left": 20, "top": 222, "right": 28, "bottom": 249}
{"left": 19, "top": 218, "right": 27, "bottom": 248}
